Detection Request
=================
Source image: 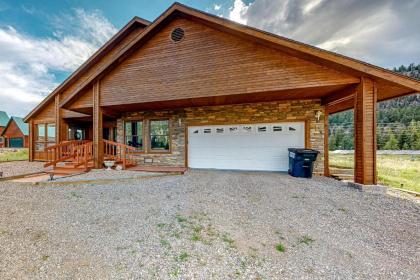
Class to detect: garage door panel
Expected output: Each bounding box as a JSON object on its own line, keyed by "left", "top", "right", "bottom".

{"left": 188, "top": 122, "right": 305, "bottom": 171}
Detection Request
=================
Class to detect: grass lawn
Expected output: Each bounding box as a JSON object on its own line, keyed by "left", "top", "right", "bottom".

{"left": 330, "top": 153, "right": 420, "bottom": 193}
{"left": 0, "top": 149, "right": 29, "bottom": 162}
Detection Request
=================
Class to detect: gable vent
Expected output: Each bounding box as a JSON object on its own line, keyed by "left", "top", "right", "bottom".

{"left": 171, "top": 27, "right": 185, "bottom": 42}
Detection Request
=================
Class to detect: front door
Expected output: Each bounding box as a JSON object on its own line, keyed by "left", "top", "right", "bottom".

{"left": 68, "top": 127, "right": 87, "bottom": 140}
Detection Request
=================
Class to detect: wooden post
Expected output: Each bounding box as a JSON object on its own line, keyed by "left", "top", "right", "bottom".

{"left": 28, "top": 119, "right": 34, "bottom": 162}
{"left": 54, "top": 94, "right": 61, "bottom": 143}
{"left": 354, "top": 77, "right": 377, "bottom": 185}
{"left": 93, "top": 81, "right": 103, "bottom": 169}
{"left": 324, "top": 110, "right": 330, "bottom": 177}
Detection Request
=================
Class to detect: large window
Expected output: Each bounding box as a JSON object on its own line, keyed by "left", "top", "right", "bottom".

{"left": 35, "top": 123, "right": 55, "bottom": 151}
{"left": 150, "top": 120, "right": 170, "bottom": 151}
{"left": 125, "top": 121, "right": 143, "bottom": 149}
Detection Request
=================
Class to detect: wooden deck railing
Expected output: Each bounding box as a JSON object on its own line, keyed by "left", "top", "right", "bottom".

{"left": 44, "top": 140, "right": 92, "bottom": 168}
{"left": 103, "top": 139, "right": 137, "bottom": 169}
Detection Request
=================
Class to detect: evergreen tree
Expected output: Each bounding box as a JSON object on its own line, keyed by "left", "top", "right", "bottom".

{"left": 384, "top": 133, "right": 399, "bottom": 150}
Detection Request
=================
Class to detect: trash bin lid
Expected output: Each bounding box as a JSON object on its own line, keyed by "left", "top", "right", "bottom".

{"left": 288, "top": 148, "right": 319, "bottom": 154}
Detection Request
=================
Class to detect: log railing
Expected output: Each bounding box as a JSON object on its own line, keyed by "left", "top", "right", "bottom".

{"left": 44, "top": 140, "right": 92, "bottom": 168}
{"left": 103, "top": 139, "right": 137, "bottom": 169}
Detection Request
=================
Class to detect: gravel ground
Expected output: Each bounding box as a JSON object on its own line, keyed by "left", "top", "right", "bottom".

{"left": 54, "top": 169, "right": 168, "bottom": 182}
{"left": 0, "top": 170, "right": 419, "bottom": 279}
{"left": 0, "top": 161, "right": 45, "bottom": 178}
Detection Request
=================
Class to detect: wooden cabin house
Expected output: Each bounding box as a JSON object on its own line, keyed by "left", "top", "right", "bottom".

{"left": 2, "top": 116, "right": 29, "bottom": 148}
{"left": 24, "top": 3, "right": 420, "bottom": 184}
{"left": 0, "top": 111, "right": 9, "bottom": 148}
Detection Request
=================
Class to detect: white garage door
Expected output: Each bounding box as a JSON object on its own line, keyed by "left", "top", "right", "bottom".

{"left": 188, "top": 122, "right": 305, "bottom": 171}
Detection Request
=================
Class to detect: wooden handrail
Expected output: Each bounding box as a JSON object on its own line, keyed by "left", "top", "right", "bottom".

{"left": 44, "top": 140, "right": 92, "bottom": 168}
{"left": 44, "top": 139, "right": 134, "bottom": 170}
{"left": 103, "top": 139, "right": 136, "bottom": 169}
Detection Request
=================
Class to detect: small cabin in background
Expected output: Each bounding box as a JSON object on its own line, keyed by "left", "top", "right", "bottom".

{"left": 0, "top": 111, "right": 9, "bottom": 148}
{"left": 1, "top": 116, "right": 29, "bottom": 148}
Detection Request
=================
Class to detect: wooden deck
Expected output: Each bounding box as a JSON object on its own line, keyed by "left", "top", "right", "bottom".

{"left": 127, "top": 166, "right": 187, "bottom": 174}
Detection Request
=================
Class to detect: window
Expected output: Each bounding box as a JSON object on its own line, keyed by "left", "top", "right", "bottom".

{"left": 47, "top": 124, "right": 56, "bottom": 142}
{"left": 229, "top": 127, "right": 239, "bottom": 133}
{"left": 125, "top": 121, "right": 143, "bottom": 149}
{"left": 257, "top": 125, "right": 267, "bottom": 132}
{"left": 150, "top": 120, "right": 170, "bottom": 151}
{"left": 273, "top": 125, "right": 283, "bottom": 132}
{"left": 242, "top": 126, "right": 253, "bottom": 133}
{"left": 37, "top": 124, "right": 46, "bottom": 141}
{"left": 35, "top": 123, "right": 55, "bottom": 152}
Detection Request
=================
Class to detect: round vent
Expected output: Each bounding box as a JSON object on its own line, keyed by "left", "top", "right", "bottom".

{"left": 171, "top": 27, "right": 185, "bottom": 42}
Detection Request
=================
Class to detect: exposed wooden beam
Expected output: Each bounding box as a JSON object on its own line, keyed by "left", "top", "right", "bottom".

{"left": 321, "top": 84, "right": 358, "bottom": 106}
{"left": 354, "top": 77, "right": 377, "bottom": 185}
{"left": 325, "top": 97, "right": 355, "bottom": 114}
{"left": 93, "top": 81, "right": 103, "bottom": 169}
{"left": 102, "top": 108, "right": 120, "bottom": 119}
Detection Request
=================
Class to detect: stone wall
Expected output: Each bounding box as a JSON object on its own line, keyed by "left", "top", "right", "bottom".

{"left": 117, "top": 100, "right": 325, "bottom": 173}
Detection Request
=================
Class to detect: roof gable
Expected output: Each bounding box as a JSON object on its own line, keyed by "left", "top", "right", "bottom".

{"left": 57, "top": 2, "right": 420, "bottom": 110}
{"left": 0, "top": 111, "right": 9, "bottom": 127}
{"left": 1, "top": 116, "right": 29, "bottom": 136}
{"left": 24, "top": 16, "right": 150, "bottom": 122}
{"left": 96, "top": 17, "right": 359, "bottom": 108}
{"left": 27, "top": 2, "right": 420, "bottom": 120}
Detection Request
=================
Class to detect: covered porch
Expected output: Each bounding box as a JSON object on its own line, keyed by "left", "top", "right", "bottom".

{"left": 40, "top": 76, "right": 402, "bottom": 185}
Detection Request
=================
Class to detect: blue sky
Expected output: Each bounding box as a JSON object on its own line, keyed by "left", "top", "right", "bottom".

{"left": 0, "top": 0, "right": 419, "bottom": 116}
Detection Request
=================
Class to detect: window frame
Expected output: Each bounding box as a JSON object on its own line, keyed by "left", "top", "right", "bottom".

{"left": 35, "top": 123, "right": 56, "bottom": 152}
{"left": 124, "top": 120, "right": 145, "bottom": 151}
{"left": 148, "top": 119, "right": 171, "bottom": 153}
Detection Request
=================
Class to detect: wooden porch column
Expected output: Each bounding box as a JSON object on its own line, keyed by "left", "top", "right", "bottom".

{"left": 28, "top": 119, "right": 34, "bottom": 162}
{"left": 54, "top": 94, "right": 61, "bottom": 143}
{"left": 323, "top": 110, "right": 330, "bottom": 177}
{"left": 93, "top": 81, "right": 103, "bottom": 169}
{"left": 354, "top": 77, "right": 377, "bottom": 185}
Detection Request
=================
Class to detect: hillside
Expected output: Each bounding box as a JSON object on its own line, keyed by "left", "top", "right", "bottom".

{"left": 329, "top": 63, "right": 420, "bottom": 150}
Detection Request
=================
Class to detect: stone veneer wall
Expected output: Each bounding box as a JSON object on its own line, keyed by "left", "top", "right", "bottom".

{"left": 117, "top": 100, "right": 325, "bottom": 173}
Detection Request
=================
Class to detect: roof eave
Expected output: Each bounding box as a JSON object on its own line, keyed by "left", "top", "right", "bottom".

{"left": 23, "top": 16, "right": 151, "bottom": 122}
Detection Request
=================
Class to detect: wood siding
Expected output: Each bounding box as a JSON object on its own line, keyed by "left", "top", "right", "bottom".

{"left": 68, "top": 87, "right": 93, "bottom": 110}
{"left": 100, "top": 18, "right": 358, "bottom": 107}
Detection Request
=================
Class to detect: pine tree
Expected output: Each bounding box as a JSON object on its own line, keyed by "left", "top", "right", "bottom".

{"left": 384, "top": 133, "right": 399, "bottom": 150}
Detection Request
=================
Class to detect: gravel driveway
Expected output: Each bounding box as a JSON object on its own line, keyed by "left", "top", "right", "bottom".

{"left": 0, "top": 170, "right": 419, "bottom": 279}
{"left": 0, "top": 161, "right": 45, "bottom": 178}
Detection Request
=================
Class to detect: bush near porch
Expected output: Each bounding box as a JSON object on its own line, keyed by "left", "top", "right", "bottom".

{"left": 329, "top": 153, "right": 420, "bottom": 193}
{"left": 0, "top": 148, "right": 29, "bottom": 162}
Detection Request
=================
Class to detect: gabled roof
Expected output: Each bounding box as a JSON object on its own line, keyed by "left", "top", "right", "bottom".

{"left": 0, "top": 111, "right": 9, "bottom": 127}
{"left": 26, "top": 2, "right": 420, "bottom": 121}
{"left": 1, "top": 116, "right": 29, "bottom": 136}
{"left": 23, "top": 16, "right": 150, "bottom": 122}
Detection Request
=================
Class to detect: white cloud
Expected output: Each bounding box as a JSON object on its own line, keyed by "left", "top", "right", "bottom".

{"left": 227, "top": 0, "right": 420, "bottom": 68}
{"left": 302, "top": 0, "right": 324, "bottom": 15}
{"left": 214, "top": 4, "right": 222, "bottom": 11}
{"left": 229, "top": 0, "right": 250, "bottom": 25}
{"left": 0, "top": 8, "right": 117, "bottom": 117}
